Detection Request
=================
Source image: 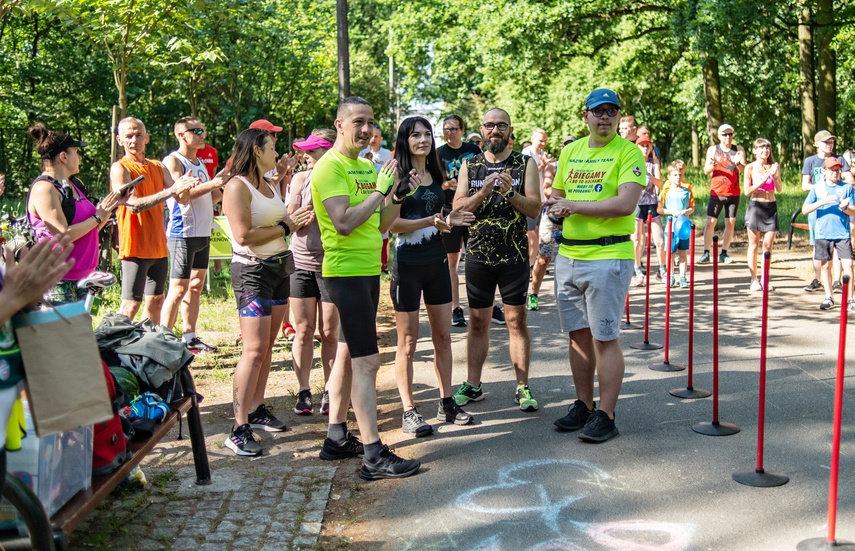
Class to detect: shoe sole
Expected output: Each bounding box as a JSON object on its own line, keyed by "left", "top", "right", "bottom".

{"left": 249, "top": 422, "right": 286, "bottom": 433}
{"left": 319, "top": 449, "right": 363, "bottom": 460}
{"left": 553, "top": 419, "right": 587, "bottom": 431}
{"left": 224, "top": 438, "right": 262, "bottom": 456}
{"left": 578, "top": 427, "right": 620, "bottom": 443}
{"left": 438, "top": 413, "right": 474, "bottom": 425}
{"left": 359, "top": 462, "right": 421, "bottom": 481}
{"left": 451, "top": 322, "right": 467, "bottom": 327}
{"left": 453, "top": 394, "right": 484, "bottom": 406}
{"left": 293, "top": 408, "right": 313, "bottom": 415}
{"left": 518, "top": 403, "right": 539, "bottom": 412}
{"left": 491, "top": 319, "right": 506, "bottom": 325}
{"left": 403, "top": 425, "right": 434, "bottom": 438}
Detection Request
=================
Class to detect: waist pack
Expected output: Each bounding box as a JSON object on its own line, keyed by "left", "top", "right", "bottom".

{"left": 235, "top": 250, "right": 295, "bottom": 278}
{"left": 93, "top": 360, "right": 132, "bottom": 476}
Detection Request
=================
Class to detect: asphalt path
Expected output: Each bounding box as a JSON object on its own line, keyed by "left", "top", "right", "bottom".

{"left": 345, "top": 246, "right": 855, "bottom": 551}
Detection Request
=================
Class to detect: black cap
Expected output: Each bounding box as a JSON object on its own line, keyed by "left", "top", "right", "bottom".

{"left": 42, "top": 134, "right": 89, "bottom": 160}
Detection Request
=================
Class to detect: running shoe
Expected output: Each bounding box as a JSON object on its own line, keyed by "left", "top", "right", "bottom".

{"left": 320, "top": 389, "right": 330, "bottom": 415}
{"left": 514, "top": 384, "right": 538, "bottom": 412}
{"left": 451, "top": 307, "right": 467, "bottom": 327}
{"left": 658, "top": 268, "right": 667, "bottom": 282}
{"left": 248, "top": 403, "right": 287, "bottom": 432}
{"left": 359, "top": 445, "right": 421, "bottom": 481}
{"left": 820, "top": 297, "right": 835, "bottom": 311}
{"left": 804, "top": 279, "right": 822, "bottom": 292}
{"left": 670, "top": 275, "right": 677, "bottom": 287}
{"left": 491, "top": 304, "right": 506, "bottom": 325}
{"left": 185, "top": 337, "right": 217, "bottom": 354}
{"left": 632, "top": 273, "right": 645, "bottom": 287}
{"left": 679, "top": 276, "right": 689, "bottom": 288}
{"left": 437, "top": 400, "right": 474, "bottom": 425}
{"left": 719, "top": 252, "right": 733, "bottom": 264}
{"left": 697, "top": 252, "right": 711, "bottom": 264}
{"left": 225, "top": 423, "right": 262, "bottom": 456}
{"left": 750, "top": 280, "right": 762, "bottom": 292}
{"left": 554, "top": 399, "right": 594, "bottom": 431}
{"left": 319, "top": 432, "right": 364, "bottom": 460}
{"left": 281, "top": 322, "right": 297, "bottom": 340}
{"left": 453, "top": 381, "right": 484, "bottom": 405}
{"left": 578, "top": 410, "right": 619, "bottom": 443}
{"left": 849, "top": 300, "right": 855, "bottom": 314}
{"left": 402, "top": 409, "right": 433, "bottom": 437}
{"left": 833, "top": 281, "right": 843, "bottom": 294}
{"left": 527, "top": 294, "right": 539, "bottom": 311}
{"left": 294, "top": 389, "right": 313, "bottom": 415}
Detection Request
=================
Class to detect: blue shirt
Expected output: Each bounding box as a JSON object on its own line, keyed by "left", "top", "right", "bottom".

{"left": 804, "top": 181, "right": 854, "bottom": 240}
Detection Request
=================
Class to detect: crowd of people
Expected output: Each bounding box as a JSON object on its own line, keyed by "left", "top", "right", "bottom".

{"left": 5, "top": 85, "right": 855, "bottom": 480}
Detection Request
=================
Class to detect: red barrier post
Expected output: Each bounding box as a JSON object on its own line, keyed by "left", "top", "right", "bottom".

{"left": 631, "top": 213, "right": 662, "bottom": 350}
{"left": 651, "top": 217, "right": 684, "bottom": 371}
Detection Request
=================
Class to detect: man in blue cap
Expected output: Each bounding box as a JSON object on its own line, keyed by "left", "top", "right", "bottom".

{"left": 543, "top": 88, "right": 645, "bottom": 443}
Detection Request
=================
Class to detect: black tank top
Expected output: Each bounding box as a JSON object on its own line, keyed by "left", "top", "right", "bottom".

{"left": 465, "top": 150, "right": 529, "bottom": 266}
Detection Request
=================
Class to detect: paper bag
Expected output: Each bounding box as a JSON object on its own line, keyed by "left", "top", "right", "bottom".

{"left": 12, "top": 301, "right": 112, "bottom": 436}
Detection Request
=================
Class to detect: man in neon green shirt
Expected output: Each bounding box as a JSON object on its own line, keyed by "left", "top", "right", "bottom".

{"left": 311, "top": 96, "right": 420, "bottom": 480}
{"left": 544, "top": 88, "right": 645, "bottom": 444}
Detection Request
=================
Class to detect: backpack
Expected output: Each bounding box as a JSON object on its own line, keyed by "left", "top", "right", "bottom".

{"left": 92, "top": 360, "right": 133, "bottom": 476}
{"left": 29, "top": 174, "right": 91, "bottom": 225}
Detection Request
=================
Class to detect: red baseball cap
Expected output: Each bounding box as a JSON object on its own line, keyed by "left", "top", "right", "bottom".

{"left": 249, "top": 119, "right": 283, "bottom": 132}
{"left": 636, "top": 136, "right": 653, "bottom": 146}
{"left": 824, "top": 157, "right": 843, "bottom": 170}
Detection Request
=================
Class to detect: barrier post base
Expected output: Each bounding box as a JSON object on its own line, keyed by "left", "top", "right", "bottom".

{"left": 620, "top": 321, "right": 635, "bottom": 329}
{"left": 670, "top": 387, "right": 711, "bottom": 399}
{"left": 649, "top": 361, "right": 686, "bottom": 372}
{"left": 630, "top": 341, "right": 663, "bottom": 350}
{"left": 732, "top": 468, "right": 789, "bottom": 487}
{"left": 797, "top": 538, "right": 855, "bottom": 550}
{"left": 692, "top": 421, "right": 740, "bottom": 436}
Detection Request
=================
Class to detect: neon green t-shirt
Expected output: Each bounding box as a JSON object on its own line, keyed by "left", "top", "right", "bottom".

{"left": 311, "top": 149, "right": 381, "bottom": 277}
{"left": 554, "top": 135, "right": 646, "bottom": 261}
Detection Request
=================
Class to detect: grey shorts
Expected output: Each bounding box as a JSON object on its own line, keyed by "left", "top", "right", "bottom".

{"left": 554, "top": 256, "right": 633, "bottom": 341}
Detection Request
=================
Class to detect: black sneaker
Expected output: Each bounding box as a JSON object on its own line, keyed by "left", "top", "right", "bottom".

{"left": 248, "top": 403, "right": 287, "bottom": 432}
{"left": 402, "top": 409, "right": 433, "bottom": 437}
{"left": 820, "top": 297, "right": 835, "bottom": 310}
{"left": 185, "top": 337, "right": 217, "bottom": 354}
{"left": 554, "top": 399, "right": 595, "bottom": 431}
{"left": 437, "top": 400, "right": 474, "bottom": 425}
{"left": 319, "top": 432, "right": 364, "bottom": 460}
{"left": 491, "top": 304, "right": 506, "bottom": 325}
{"left": 578, "top": 410, "right": 619, "bottom": 443}
{"left": 804, "top": 279, "right": 822, "bottom": 292}
{"left": 451, "top": 307, "right": 467, "bottom": 327}
{"left": 833, "top": 281, "right": 843, "bottom": 294}
{"left": 359, "top": 445, "right": 421, "bottom": 481}
{"left": 225, "top": 423, "right": 262, "bottom": 456}
{"left": 294, "top": 389, "right": 313, "bottom": 415}
{"left": 320, "top": 390, "right": 330, "bottom": 415}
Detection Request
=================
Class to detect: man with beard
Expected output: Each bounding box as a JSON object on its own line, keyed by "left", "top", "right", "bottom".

{"left": 451, "top": 108, "right": 542, "bottom": 413}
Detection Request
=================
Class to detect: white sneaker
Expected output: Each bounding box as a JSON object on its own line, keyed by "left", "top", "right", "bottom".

{"left": 749, "top": 280, "right": 762, "bottom": 291}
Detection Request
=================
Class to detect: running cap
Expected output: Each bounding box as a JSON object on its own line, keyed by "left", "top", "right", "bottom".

{"left": 42, "top": 134, "right": 88, "bottom": 160}
{"left": 293, "top": 135, "right": 333, "bottom": 150}
{"left": 249, "top": 119, "right": 283, "bottom": 132}
{"left": 562, "top": 135, "right": 578, "bottom": 146}
{"left": 717, "top": 124, "right": 734, "bottom": 135}
{"left": 467, "top": 132, "right": 481, "bottom": 141}
{"left": 585, "top": 88, "right": 621, "bottom": 110}
{"left": 824, "top": 157, "right": 843, "bottom": 170}
{"left": 815, "top": 130, "right": 836, "bottom": 143}
{"left": 636, "top": 136, "right": 653, "bottom": 146}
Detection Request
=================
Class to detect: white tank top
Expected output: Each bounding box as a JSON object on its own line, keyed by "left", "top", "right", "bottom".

{"left": 229, "top": 175, "right": 289, "bottom": 261}
{"left": 164, "top": 151, "right": 214, "bottom": 238}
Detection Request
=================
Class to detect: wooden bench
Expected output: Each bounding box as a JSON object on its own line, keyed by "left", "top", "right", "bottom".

{"left": 1, "top": 369, "right": 211, "bottom": 551}
{"left": 787, "top": 208, "right": 810, "bottom": 250}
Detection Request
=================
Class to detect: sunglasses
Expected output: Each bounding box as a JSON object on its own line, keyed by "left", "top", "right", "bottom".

{"left": 182, "top": 127, "right": 206, "bottom": 136}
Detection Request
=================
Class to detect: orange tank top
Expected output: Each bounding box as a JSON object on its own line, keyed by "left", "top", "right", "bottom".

{"left": 116, "top": 157, "right": 168, "bottom": 259}
{"left": 710, "top": 145, "right": 740, "bottom": 197}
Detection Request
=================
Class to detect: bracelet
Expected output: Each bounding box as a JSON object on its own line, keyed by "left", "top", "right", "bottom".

{"left": 277, "top": 221, "right": 290, "bottom": 237}
{"left": 92, "top": 214, "right": 102, "bottom": 225}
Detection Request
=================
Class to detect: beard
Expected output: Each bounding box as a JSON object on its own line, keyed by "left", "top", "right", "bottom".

{"left": 486, "top": 134, "right": 508, "bottom": 154}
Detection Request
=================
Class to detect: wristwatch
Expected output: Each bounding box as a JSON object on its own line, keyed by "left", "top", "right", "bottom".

{"left": 503, "top": 189, "right": 516, "bottom": 200}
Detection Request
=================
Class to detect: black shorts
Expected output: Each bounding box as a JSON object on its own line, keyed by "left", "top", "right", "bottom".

{"left": 526, "top": 211, "right": 542, "bottom": 232}
{"left": 121, "top": 257, "right": 168, "bottom": 301}
{"left": 815, "top": 239, "right": 853, "bottom": 262}
{"left": 635, "top": 203, "right": 660, "bottom": 221}
{"left": 707, "top": 195, "right": 740, "bottom": 219}
{"left": 465, "top": 259, "right": 529, "bottom": 309}
{"left": 289, "top": 268, "right": 332, "bottom": 302}
{"left": 326, "top": 276, "right": 380, "bottom": 359}
{"left": 167, "top": 237, "right": 210, "bottom": 279}
{"left": 390, "top": 259, "right": 452, "bottom": 312}
{"left": 746, "top": 201, "right": 779, "bottom": 232}
{"left": 231, "top": 260, "right": 290, "bottom": 311}
{"left": 442, "top": 225, "right": 469, "bottom": 254}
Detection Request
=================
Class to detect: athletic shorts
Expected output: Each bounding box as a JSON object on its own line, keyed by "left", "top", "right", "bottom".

{"left": 289, "top": 268, "right": 332, "bottom": 302}
{"left": 465, "top": 259, "right": 528, "bottom": 309}
{"left": 814, "top": 239, "right": 853, "bottom": 262}
{"left": 707, "top": 195, "right": 740, "bottom": 219}
{"left": 167, "top": 237, "right": 210, "bottom": 279}
{"left": 526, "top": 211, "right": 542, "bottom": 232}
{"left": 326, "top": 275, "right": 380, "bottom": 359}
{"left": 554, "top": 256, "right": 633, "bottom": 342}
{"left": 121, "top": 257, "right": 168, "bottom": 301}
{"left": 390, "top": 259, "right": 452, "bottom": 312}
{"left": 231, "top": 261, "right": 289, "bottom": 317}
{"left": 808, "top": 211, "right": 818, "bottom": 245}
{"left": 635, "top": 203, "right": 660, "bottom": 221}
{"left": 442, "top": 225, "right": 468, "bottom": 254}
{"left": 746, "top": 201, "right": 779, "bottom": 233}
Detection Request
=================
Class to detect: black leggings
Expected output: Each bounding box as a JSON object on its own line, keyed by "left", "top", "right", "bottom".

{"left": 326, "top": 275, "right": 380, "bottom": 358}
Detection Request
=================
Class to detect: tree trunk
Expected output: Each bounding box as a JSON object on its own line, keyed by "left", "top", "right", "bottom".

{"left": 336, "top": 0, "right": 350, "bottom": 100}
{"left": 815, "top": 0, "right": 835, "bottom": 135}
{"left": 691, "top": 123, "right": 700, "bottom": 167}
{"left": 702, "top": 57, "right": 723, "bottom": 146}
{"left": 799, "top": 6, "right": 816, "bottom": 156}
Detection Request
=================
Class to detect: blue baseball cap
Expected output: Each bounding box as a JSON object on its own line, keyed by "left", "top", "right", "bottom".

{"left": 585, "top": 88, "right": 621, "bottom": 110}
